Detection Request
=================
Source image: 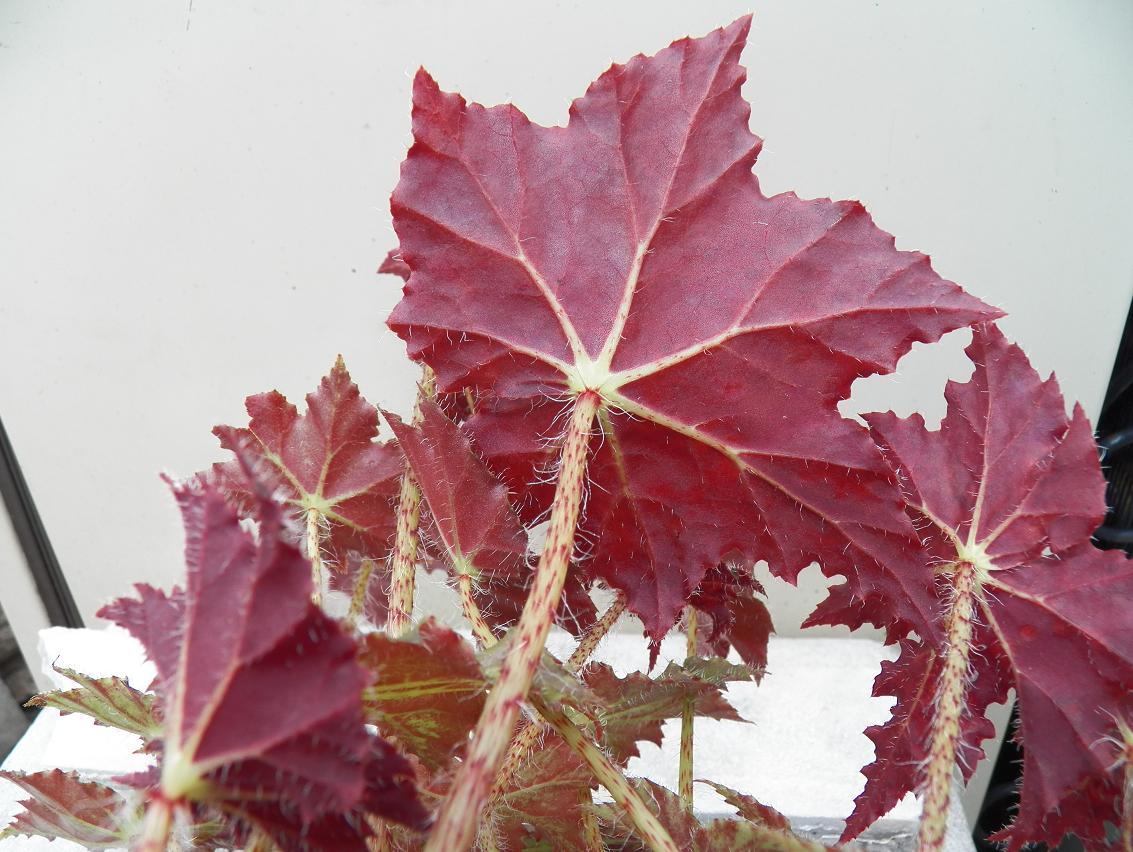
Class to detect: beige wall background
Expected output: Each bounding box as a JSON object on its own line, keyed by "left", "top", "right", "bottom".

{"left": 1, "top": 1, "right": 1132, "bottom": 675}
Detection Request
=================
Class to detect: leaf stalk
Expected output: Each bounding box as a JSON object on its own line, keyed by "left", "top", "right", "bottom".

{"left": 424, "top": 391, "right": 600, "bottom": 851}
{"left": 918, "top": 560, "right": 977, "bottom": 852}
{"left": 679, "top": 606, "right": 698, "bottom": 811}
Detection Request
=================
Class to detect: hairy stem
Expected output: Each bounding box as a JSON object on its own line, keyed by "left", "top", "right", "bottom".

{"left": 458, "top": 573, "right": 496, "bottom": 646}
{"left": 579, "top": 786, "right": 603, "bottom": 852}
{"left": 425, "top": 391, "right": 600, "bottom": 852}
{"left": 385, "top": 369, "right": 435, "bottom": 637}
{"left": 306, "top": 508, "right": 324, "bottom": 606}
{"left": 386, "top": 471, "right": 422, "bottom": 637}
{"left": 490, "top": 566, "right": 625, "bottom": 805}
{"left": 566, "top": 591, "right": 627, "bottom": 672}
{"left": 136, "top": 798, "right": 173, "bottom": 852}
{"left": 347, "top": 557, "right": 376, "bottom": 628}
{"left": 531, "top": 694, "right": 679, "bottom": 852}
{"left": 366, "top": 815, "right": 394, "bottom": 852}
{"left": 679, "top": 606, "right": 698, "bottom": 811}
{"left": 918, "top": 561, "right": 977, "bottom": 852}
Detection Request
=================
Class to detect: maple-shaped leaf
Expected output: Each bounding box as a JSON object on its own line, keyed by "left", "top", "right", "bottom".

{"left": 387, "top": 398, "right": 597, "bottom": 636}
{"left": 845, "top": 323, "right": 1133, "bottom": 847}
{"left": 387, "top": 16, "right": 999, "bottom": 638}
{"left": 98, "top": 478, "right": 427, "bottom": 839}
{"left": 489, "top": 736, "right": 591, "bottom": 851}
{"left": 596, "top": 778, "right": 827, "bottom": 852}
{"left": 581, "top": 660, "right": 746, "bottom": 765}
{"left": 689, "top": 561, "right": 774, "bottom": 677}
{"left": 213, "top": 356, "right": 402, "bottom": 560}
{"left": 0, "top": 769, "right": 138, "bottom": 847}
{"left": 26, "top": 664, "right": 161, "bottom": 740}
{"left": 359, "top": 618, "right": 487, "bottom": 771}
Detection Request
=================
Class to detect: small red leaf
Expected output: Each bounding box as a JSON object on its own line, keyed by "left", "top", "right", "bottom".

{"left": 213, "top": 357, "right": 402, "bottom": 560}
{"left": 388, "top": 17, "right": 999, "bottom": 639}
{"left": 690, "top": 561, "right": 774, "bottom": 677}
{"left": 359, "top": 618, "right": 487, "bottom": 771}
{"left": 0, "top": 769, "right": 136, "bottom": 847}
{"left": 386, "top": 399, "right": 596, "bottom": 636}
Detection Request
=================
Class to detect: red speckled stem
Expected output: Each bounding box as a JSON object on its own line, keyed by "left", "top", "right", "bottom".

{"left": 306, "top": 508, "right": 324, "bottom": 606}
{"left": 385, "top": 470, "right": 421, "bottom": 637}
{"left": 424, "top": 391, "right": 600, "bottom": 852}
{"left": 566, "top": 591, "right": 627, "bottom": 672}
{"left": 385, "top": 369, "right": 435, "bottom": 637}
{"left": 919, "top": 561, "right": 977, "bottom": 852}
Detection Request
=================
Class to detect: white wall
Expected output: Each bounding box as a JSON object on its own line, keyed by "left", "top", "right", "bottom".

{"left": 1, "top": 1, "right": 1131, "bottom": 653}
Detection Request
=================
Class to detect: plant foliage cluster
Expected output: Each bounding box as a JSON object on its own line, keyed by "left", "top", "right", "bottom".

{"left": 4, "top": 16, "right": 1132, "bottom": 852}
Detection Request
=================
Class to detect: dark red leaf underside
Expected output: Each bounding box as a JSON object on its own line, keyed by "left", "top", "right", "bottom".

{"left": 851, "top": 324, "right": 1133, "bottom": 847}
{"left": 213, "top": 357, "right": 402, "bottom": 561}
{"left": 690, "top": 561, "right": 774, "bottom": 676}
{"left": 388, "top": 16, "right": 999, "bottom": 639}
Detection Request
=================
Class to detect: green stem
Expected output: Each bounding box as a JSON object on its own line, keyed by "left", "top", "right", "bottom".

{"left": 918, "top": 561, "right": 977, "bottom": 852}
{"left": 531, "top": 694, "right": 679, "bottom": 852}
{"left": 425, "top": 392, "right": 600, "bottom": 852}
{"left": 679, "top": 607, "right": 698, "bottom": 811}
{"left": 458, "top": 573, "right": 496, "bottom": 647}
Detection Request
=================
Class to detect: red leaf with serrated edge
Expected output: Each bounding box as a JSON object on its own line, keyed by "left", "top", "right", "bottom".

{"left": 232, "top": 740, "right": 429, "bottom": 852}
{"left": 212, "top": 357, "right": 402, "bottom": 561}
{"left": 359, "top": 619, "right": 487, "bottom": 772}
{"left": 387, "top": 17, "right": 999, "bottom": 638}
{"left": 582, "top": 660, "right": 746, "bottom": 765}
{"left": 850, "top": 324, "right": 1133, "bottom": 848}
{"left": 386, "top": 399, "right": 596, "bottom": 637}
{"left": 379, "top": 249, "right": 412, "bottom": 280}
{"left": 386, "top": 400, "right": 527, "bottom": 585}
{"left": 0, "top": 770, "right": 136, "bottom": 847}
{"left": 100, "top": 478, "right": 426, "bottom": 840}
{"left": 97, "top": 582, "right": 184, "bottom": 695}
{"left": 690, "top": 561, "right": 774, "bottom": 677}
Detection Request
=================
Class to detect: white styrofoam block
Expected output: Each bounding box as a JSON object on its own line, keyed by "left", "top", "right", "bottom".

{"left": 548, "top": 630, "right": 918, "bottom": 822}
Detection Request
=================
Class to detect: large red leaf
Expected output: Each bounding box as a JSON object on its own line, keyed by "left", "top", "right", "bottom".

{"left": 213, "top": 357, "right": 402, "bottom": 561}
{"left": 386, "top": 399, "right": 596, "bottom": 636}
{"left": 851, "top": 324, "right": 1133, "bottom": 847}
{"left": 99, "top": 478, "right": 427, "bottom": 839}
{"left": 387, "top": 17, "right": 999, "bottom": 638}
